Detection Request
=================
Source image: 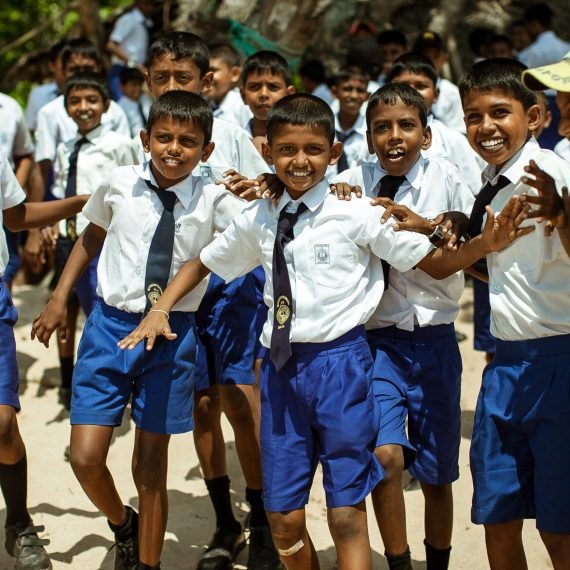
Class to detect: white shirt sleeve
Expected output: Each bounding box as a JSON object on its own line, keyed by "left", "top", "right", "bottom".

{"left": 108, "top": 101, "right": 131, "bottom": 137}
{"left": 82, "top": 181, "right": 113, "bottom": 231}
{"left": 232, "top": 128, "right": 271, "bottom": 178}
{"left": 109, "top": 12, "right": 137, "bottom": 44}
{"left": 34, "top": 106, "right": 58, "bottom": 162}
{"left": 210, "top": 188, "right": 249, "bottom": 234}
{"left": 1, "top": 154, "right": 26, "bottom": 210}
{"left": 11, "top": 106, "right": 34, "bottom": 158}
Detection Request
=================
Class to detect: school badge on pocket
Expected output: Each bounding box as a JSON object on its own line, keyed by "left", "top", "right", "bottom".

{"left": 314, "top": 244, "right": 330, "bottom": 264}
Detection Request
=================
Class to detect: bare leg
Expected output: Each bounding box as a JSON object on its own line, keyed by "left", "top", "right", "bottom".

{"left": 328, "top": 501, "right": 372, "bottom": 570}
{"left": 484, "top": 520, "right": 527, "bottom": 570}
{"left": 0, "top": 406, "right": 25, "bottom": 465}
{"left": 371, "top": 444, "right": 408, "bottom": 555}
{"left": 267, "top": 509, "right": 319, "bottom": 570}
{"left": 69, "top": 424, "right": 125, "bottom": 525}
{"left": 421, "top": 482, "right": 453, "bottom": 548}
{"left": 132, "top": 428, "right": 170, "bottom": 566}
{"left": 540, "top": 531, "right": 570, "bottom": 570}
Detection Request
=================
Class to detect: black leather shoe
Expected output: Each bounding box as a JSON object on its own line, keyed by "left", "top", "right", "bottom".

{"left": 5, "top": 521, "right": 52, "bottom": 570}
{"left": 247, "top": 526, "right": 283, "bottom": 570}
{"left": 197, "top": 526, "right": 246, "bottom": 570}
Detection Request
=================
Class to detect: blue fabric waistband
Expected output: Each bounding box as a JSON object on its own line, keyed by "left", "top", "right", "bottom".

{"left": 291, "top": 325, "right": 366, "bottom": 354}
{"left": 98, "top": 300, "right": 195, "bottom": 325}
{"left": 495, "top": 334, "right": 570, "bottom": 358}
{"left": 367, "top": 322, "right": 455, "bottom": 341}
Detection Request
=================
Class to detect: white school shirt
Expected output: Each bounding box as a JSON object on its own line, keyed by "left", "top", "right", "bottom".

{"left": 0, "top": 154, "right": 26, "bottom": 277}
{"left": 83, "top": 162, "right": 245, "bottom": 313}
{"left": 312, "top": 83, "right": 335, "bottom": 107}
{"left": 200, "top": 179, "right": 434, "bottom": 347}
{"left": 432, "top": 78, "right": 465, "bottom": 134}
{"left": 426, "top": 115, "right": 484, "bottom": 196}
{"left": 480, "top": 138, "right": 570, "bottom": 340}
{"left": 34, "top": 95, "right": 130, "bottom": 163}
{"left": 51, "top": 125, "right": 138, "bottom": 238}
{"left": 212, "top": 88, "right": 252, "bottom": 128}
{"left": 333, "top": 157, "right": 474, "bottom": 331}
{"left": 118, "top": 93, "right": 153, "bottom": 137}
{"left": 25, "top": 82, "right": 58, "bottom": 132}
{"left": 554, "top": 138, "right": 570, "bottom": 163}
{"left": 131, "top": 117, "right": 269, "bottom": 182}
{"left": 517, "top": 31, "right": 570, "bottom": 69}
{"left": 332, "top": 112, "right": 373, "bottom": 174}
{"left": 0, "top": 93, "right": 34, "bottom": 168}
{"left": 109, "top": 7, "right": 151, "bottom": 66}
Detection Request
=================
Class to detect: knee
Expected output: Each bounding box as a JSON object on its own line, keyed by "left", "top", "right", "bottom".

{"left": 484, "top": 521, "right": 523, "bottom": 544}
{"left": 375, "top": 445, "right": 404, "bottom": 480}
{"left": 421, "top": 482, "right": 451, "bottom": 502}
{"left": 267, "top": 511, "right": 305, "bottom": 549}
{"left": 69, "top": 447, "right": 106, "bottom": 481}
{"left": 133, "top": 459, "right": 166, "bottom": 494}
{"left": 328, "top": 506, "right": 366, "bottom": 544}
{"left": 221, "top": 387, "right": 254, "bottom": 425}
{"left": 540, "top": 531, "right": 570, "bottom": 560}
{"left": 193, "top": 389, "right": 222, "bottom": 426}
{"left": 0, "top": 407, "right": 18, "bottom": 448}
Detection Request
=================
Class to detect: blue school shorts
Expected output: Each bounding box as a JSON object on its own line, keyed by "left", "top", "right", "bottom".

{"left": 260, "top": 326, "right": 383, "bottom": 512}
{"left": 471, "top": 334, "right": 570, "bottom": 533}
{"left": 51, "top": 237, "right": 99, "bottom": 316}
{"left": 0, "top": 279, "right": 20, "bottom": 410}
{"left": 251, "top": 266, "right": 268, "bottom": 360}
{"left": 473, "top": 279, "right": 496, "bottom": 354}
{"left": 71, "top": 301, "right": 197, "bottom": 434}
{"left": 194, "top": 272, "right": 257, "bottom": 391}
{"left": 367, "top": 323, "right": 462, "bottom": 485}
{"left": 2, "top": 227, "right": 21, "bottom": 285}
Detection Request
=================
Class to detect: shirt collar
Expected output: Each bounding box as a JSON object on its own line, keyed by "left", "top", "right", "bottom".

{"left": 334, "top": 112, "right": 366, "bottom": 134}
{"left": 370, "top": 154, "right": 425, "bottom": 193}
{"left": 481, "top": 136, "right": 539, "bottom": 186}
{"left": 276, "top": 178, "right": 330, "bottom": 215}
{"left": 138, "top": 161, "right": 197, "bottom": 209}
{"left": 131, "top": 7, "right": 152, "bottom": 26}
{"left": 77, "top": 124, "right": 104, "bottom": 144}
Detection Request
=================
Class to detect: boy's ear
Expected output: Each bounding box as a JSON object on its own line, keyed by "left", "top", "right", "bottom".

{"left": 200, "top": 71, "right": 214, "bottom": 93}
{"left": 140, "top": 129, "right": 150, "bottom": 153}
{"left": 229, "top": 66, "right": 241, "bottom": 85}
{"left": 421, "top": 125, "right": 432, "bottom": 151}
{"left": 144, "top": 72, "right": 153, "bottom": 97}
{"left": 527, "top": 103, "right": 541, "bottom": 134}
{"left": 329, "top": 141, "right": 344, "bottom": 165}
{"left": 261, "top": 142, "right": 273, "bottom": 165}
{"left": 286, "top": 85, "right": 296, "bottom": 95}
{"left": 201, "top": 141, "right": 215, "bottom": 162}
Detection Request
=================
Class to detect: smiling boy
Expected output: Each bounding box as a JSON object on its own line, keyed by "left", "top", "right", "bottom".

{"left": 31, "top": 91, "right": 247, "bottom": 570}
{"left": 116, "top": 93, "right": 530, "bottom": 570}
{"left": 459, "top": 58, "right": 570, "bottom": 570}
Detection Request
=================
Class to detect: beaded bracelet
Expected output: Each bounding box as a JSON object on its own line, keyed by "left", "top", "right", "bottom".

{"left": 149, "top": 308, "right": 169, "bottom": 320}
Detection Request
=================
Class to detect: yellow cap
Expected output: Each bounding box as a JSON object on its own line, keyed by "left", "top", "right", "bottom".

{"left": 522, "top": 51, "right": 570, "bottom": 91}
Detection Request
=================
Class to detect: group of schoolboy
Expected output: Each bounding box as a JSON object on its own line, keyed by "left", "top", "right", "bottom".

{"left": 0, "top": 18, "right": 569, "bottom": 570}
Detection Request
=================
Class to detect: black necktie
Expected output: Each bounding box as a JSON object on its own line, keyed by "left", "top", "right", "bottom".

{"left": 375, "top": 175, "right": 406, "bottom": 289}
{"left": 467, "top": 175, "right": 510, "bottom": 275}
{"left": 137, "top": 100, "right": 147, "bottom": 127}
{"left": 64, "top": 136, "right": 88, "bottom": 240}
{"left": 335, "top": 130, "right": 356, "bottom": 173}
{"left": 143, "top": 179, "right": 178, "bottom": 314}
{"left": 270, "top": 202, "right": 308, "bottom": 371}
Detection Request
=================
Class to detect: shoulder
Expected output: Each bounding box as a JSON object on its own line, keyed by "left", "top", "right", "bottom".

{"left": 0, "top": 93, "right": 22, "bottom": 112}
{"left": 100, "top": 130, "right": 135, "bottom": 147}
{"left": 212, "top": 117, "right": 249, "bottom": 138}
{"left": 532, "top": 148, "right": 570, "bottom": 186}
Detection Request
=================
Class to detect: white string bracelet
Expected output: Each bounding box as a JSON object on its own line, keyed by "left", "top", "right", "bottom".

{"left": 148, "top": 308, "right": 170, "bottom": 320}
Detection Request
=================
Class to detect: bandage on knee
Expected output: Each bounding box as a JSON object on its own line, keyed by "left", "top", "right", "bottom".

{"left": 278, "top": 539, "right": 304, "bottom": 556}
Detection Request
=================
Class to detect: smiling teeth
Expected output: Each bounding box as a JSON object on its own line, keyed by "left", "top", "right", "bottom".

{"left": 481, "top": 139, "right": 505, "bottom": 149}
{"left": 291, "top": 171, "right": 310, "bottom": 176}
{"left": 387, "top": 149, "right": 404, "bottom": 157}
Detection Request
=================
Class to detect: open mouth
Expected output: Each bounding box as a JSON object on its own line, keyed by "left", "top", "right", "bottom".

{"left": 163, "top": 158, "right": 183, "bottom": 166}
{"left": 479, "top": 138, "right": 506, "bottom": 152}
{"left": 386, "top": 148, "right": 406, "bottom": 161}
{"left": 288, "top": 170, "right": 313, "bottom": 179}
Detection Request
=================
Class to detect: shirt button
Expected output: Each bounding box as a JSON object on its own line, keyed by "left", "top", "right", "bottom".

{"left": 135, "top": 269, "right": 141, "bottom": 276}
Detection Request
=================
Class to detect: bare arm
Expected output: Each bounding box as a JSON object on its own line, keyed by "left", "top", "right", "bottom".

{"left": 31, "top": 223, "right": 106, "bottom": 347}
{"left": 3, "top": 194, "right": 88, "bottom": 232}
{"left": 417, "top": 197, "right": 533, "bottom": 280}
{"left": 117, "top": 256, "right": 212, "bottom": 351}
{"left": 14, "top": 154, "right": 34, "bottom": 188}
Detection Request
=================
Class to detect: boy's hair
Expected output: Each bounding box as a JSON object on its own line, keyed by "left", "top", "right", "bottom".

{"left": 60, "top": 38, "right": 101, "bottom": 70}
{"left": 386, "top": 53, "right": 438, "bottom": 88}
{"left": 266, "top": 93, "right": 335, "bottom": 145}
{"left": 366, "top": 83, "right": 428, "bottom": 129}
{"left": 148, "top": 32, "right": 210, "bottom": 76}
{"left": 208, "top": 43, "right": 241, "bottom": 69}
{"left": 119, "top": 67, "right": 145, "bottom": 85}
{"left": 63, "top": 71, "right": 110, "bottom": 108}
{"left": 298, "top": 59, "right": 327, "bottom": 84}
{"left": 333, "top": 65, "right": 370, "bottom": 87}
{"left": 376, "top": 29, "right": 407, "bottom": 49}
{"left": 241, "top": 50, "right": 292, "bottom": 86}
{"left": 458, "top": 58, "right": 537, "bottom": 109}
{"left": 146, "top": 90, "right": 213, "bottom": 144}
{"left": 524, "top": 3, "right": 554, "bottom": 27}
{"left": 536, "top": 90, "right": 549, "bottom": 108}
{"left": 49, "top": 39, "right": 67, "bottom": 63}
{"left": 491, "top": 34, "right": 514, "bottom": 49}
{"left": 412, "top": 31, "right": 445, "bottom": 54}
{"left": 468, "top": 27, "right": 495, "bottom": 56}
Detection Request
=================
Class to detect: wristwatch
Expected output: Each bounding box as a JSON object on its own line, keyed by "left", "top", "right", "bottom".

{"left": 428, "top": 223, "right": 445, "bottom": 244}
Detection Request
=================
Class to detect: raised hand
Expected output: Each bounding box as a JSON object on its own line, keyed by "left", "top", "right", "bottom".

{"left": 31, "top": 298, "right": 68, "bottom": 348}
{"left": 373, "top": 197, "right": 433, "bottom": 235}
{"left": 481, "top": 195, "right": 533, "bottom": 252}
{"left": 330, "top": 182, "right": 363, "bottom": 200}
{"left": 117, "top": 309, "right": 177, "bottom": 351}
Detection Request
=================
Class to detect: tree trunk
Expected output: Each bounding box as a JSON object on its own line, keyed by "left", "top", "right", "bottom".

{"left": 73, "top": 0, "right": 102, "bottom": 49}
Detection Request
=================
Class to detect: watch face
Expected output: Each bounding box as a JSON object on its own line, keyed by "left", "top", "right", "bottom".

{"left": 429, "top": 224, "right": 445, "bottom": 244}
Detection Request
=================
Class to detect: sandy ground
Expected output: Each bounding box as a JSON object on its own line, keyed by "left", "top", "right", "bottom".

{"left": 0, "top": 281, "right": 552, "bottom": 570}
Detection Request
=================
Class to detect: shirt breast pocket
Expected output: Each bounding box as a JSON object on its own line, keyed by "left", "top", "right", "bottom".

{"left": 310, "top": 243, "right": 358, "bottom": 289}
{"left": 495, "top": 230, "right": 540, "bottom": 275}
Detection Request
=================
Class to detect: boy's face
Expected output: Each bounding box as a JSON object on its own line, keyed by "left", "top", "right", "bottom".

{"left": 140, "top": 116, "right": 215, "bottom": 189}
{"left": 556, "top": 92, "right": 570, "bottom": 139}
{"left": 121, "top": 79, "right": 143, "bottom": 100}
{"left": 63, "top": 54, "right": 100, "bottom": 80}
{"left": 367, "top": 100, "right": 431, "bottom": 177}
{"left": 208, "top": 57, "right": 240, "bottom": 103}
{"left": 488, "top": 42, "right": 513, "bottom": 59}
{"left": 380, "top": 43, "right": 407, "bottom": 74}
{"left": 146, "top": 54, "right": 213, "bottom": 99}
{"left": 421, "top": 47, "right": 447, "bottom": 73}
{"left": 334, "top": 77, "right": 368, "bottom": 116}
{"left": 66, "top": 86, "right": 108, "bottom": 134}
{"left": 463, "top": 89, "right": 540, "bottom": 170}
{"left": 390, "top": 71, "right": 438, "bottom": 111}
{"left": 243, "top": 71, "right": 295, "bottom": 122}
{"left": 262, "top": 124, "right": 342, "bottom": 200}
